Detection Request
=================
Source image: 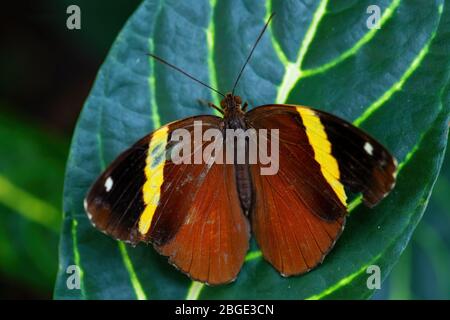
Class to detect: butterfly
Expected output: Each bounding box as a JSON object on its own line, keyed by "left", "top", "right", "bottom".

{"left": 84, "top": 14, "right": 397, "bottom": 285}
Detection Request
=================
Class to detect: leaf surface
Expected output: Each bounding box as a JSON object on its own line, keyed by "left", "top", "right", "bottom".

{"left": 55, "top": 0, "right": 450, "bottom": 299}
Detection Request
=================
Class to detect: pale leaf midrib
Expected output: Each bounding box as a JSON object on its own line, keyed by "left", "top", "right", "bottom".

{"left": 118, "top": 242, "right": 148, "bottom": 300}
{"left": 353, "top": 33, "right": 435, "bottom": 126}
{"left": 71, "top": 217, "right": 87, "bottom": 298}
{"left": 274, "top": 0, "right": 401, "bottom": 104}
{"left": 301, "top": 0, "right": 401, "bottom": 79}
{"left": 207, "top": 0, "right": 220, "bottom": 108}
{"left": 275, "top": 0, "right": 328, "bottom": 104}
{"left": 109, "top": 0, "right": 167, "bottom": 300}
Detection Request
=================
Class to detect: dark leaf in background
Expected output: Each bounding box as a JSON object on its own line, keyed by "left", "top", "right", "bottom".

{"left": 0, "top": 113, "right": 67, "bottom": 297}
{"left": 0, "top": 0, "right": 142, "bottom": 135}
{"left": 46, "top": 0, "right": 143, "bottom": 57}
{"left": 55, "top": 0, "right": 450, "bottom": 299}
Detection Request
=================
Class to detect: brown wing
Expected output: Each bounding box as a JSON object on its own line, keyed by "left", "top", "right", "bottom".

{"left": 155, "top": 160, "right": 250, "bottom": 285}
{"left": 85, "top": 115, "right": 249, "bottom": 284}
{"left": 245, "top": 104, "right": 396, "bottom": 276}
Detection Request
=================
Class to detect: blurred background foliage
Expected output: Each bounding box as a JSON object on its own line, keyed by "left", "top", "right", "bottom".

{"left": 0, "top": 0, "right": 141, "bottom": 299}
{"left": 0, "top": 0, "right": 448, "bottom": 299}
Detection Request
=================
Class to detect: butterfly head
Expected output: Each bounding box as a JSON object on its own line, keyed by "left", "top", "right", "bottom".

{"left": 220, "top": 93, "right": 243, "bottom": 113}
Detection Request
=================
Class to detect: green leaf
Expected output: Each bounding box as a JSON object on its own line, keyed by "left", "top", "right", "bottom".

{"left": 0, "top": 113, "right": 66, "bottom": 294}
{"left": 55, "top": 0, "right": 450, "bottom": 299}
{"left": 378, "top": 133, "right": 450, "bottom": 299}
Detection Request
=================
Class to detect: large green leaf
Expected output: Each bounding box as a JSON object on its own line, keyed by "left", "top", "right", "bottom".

{"left": 0, "top": 112, "right": 66, "bottom": 296}
{"left": 375, "top": 133, "right": 450, "bottom": 299}
{"left": 55, "top": 0, "right": 450, "bottom": 299}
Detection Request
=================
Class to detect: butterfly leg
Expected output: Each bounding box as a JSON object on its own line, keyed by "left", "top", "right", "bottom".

{"left": 208, "top": 102, "right": 224, "bottom": 115}
{"left": 242, "top": 102, "right": 249, "bottom": 112}
{"left": 197, "top": 99, "right": 224, "bottom": 115}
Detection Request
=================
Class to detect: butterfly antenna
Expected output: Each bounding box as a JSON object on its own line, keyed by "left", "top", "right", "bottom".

{"left": 231, "top": 12, "right": 275, "bottom": 96}
{"left": 146, "top": 53, "right": 226, "bottom": 98}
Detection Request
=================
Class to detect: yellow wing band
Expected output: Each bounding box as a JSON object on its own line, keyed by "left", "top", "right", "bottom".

{"left": 296, "top": 107, "right": 347, "bottom": 207}
{"left": 139, "top": 126, "right": 169, "bottom": 235}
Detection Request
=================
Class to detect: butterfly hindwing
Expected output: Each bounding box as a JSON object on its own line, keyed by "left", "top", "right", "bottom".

{"left": 155, "top": 159, "right": 250, "bottom": 285}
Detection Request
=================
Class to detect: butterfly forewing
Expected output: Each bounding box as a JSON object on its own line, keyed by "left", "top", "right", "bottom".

{"left": 316, "top": 109, "right": 397, "bottom": 206}
{"left": 84, "top": 134, "right": 150, "bottom": 243}
{"left": 85, "top": 115, "right": 221, "bottom": 245}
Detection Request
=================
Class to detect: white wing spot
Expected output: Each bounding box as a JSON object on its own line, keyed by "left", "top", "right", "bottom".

{"left": 364, "top": 142, "right": 374, "bottom": 155}
{"left": 84, "top": 198, "right": 93, "bottom": 222}
{"left": 105, "top": 177, "right": 113, "bottom": 192}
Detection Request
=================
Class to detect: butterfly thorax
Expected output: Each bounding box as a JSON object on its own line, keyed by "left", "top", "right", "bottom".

{"left": 221, "top": 93, "right": 246, "bottom": 129}
{"left": 219, "top": 93, "right": 254, "bottom": 215}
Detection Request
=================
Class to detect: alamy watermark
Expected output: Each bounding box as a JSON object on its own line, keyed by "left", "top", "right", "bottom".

{"left": 168, "top": 121, "right": 280, "bottom": 175}
{"left": 366, "top": 5, "right": 381, "bottom": 30}
{"left": 66, "top": 5, "right": 81, "bottom": 30}
{"left": 66, "top": 264, "right": 81, "bottom": 290}
{"left": 366, "top": 265, "right": 381, "bottom": 290}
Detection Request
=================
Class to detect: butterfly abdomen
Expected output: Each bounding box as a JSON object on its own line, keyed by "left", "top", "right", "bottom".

{"left": 235, "top": 163, "right": 253, "bottom": 215}
{"left": 223, "top": 110, "right": 255, "bottom": 215}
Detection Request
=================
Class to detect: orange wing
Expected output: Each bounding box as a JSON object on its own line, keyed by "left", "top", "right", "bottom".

{"left": 246, "top": 106, "right": 347, "bottom": 275}
{"left": 155, "top": 161, "right": 250, "bottom": 285}
{"left": 85, "top": 115, "right": 250, "bottom": 284}
{"left": 251, "top": 166, "right": 345, "bottom": 276}
{"left": 246, "top": 104, "right": 396, "bottom": 276}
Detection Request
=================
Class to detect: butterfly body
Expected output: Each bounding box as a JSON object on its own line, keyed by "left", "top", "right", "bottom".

{"left": 221, "top": 94, "right": 254, "bottom": 215}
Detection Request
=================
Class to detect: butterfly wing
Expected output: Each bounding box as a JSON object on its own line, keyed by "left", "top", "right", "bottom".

{"left": 306, "top": 107, "right": 397, "bottom": 206}
{"left": 245, "top": 105, "right": 396, "bottom": 276}
{"left": 155, "top": 160, "right": 250, "bottom": 285}
{"left": 85, "top": 115, "right": 250, "bottom": 284}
